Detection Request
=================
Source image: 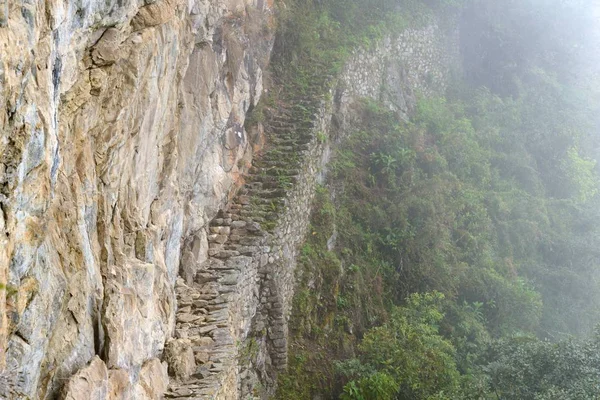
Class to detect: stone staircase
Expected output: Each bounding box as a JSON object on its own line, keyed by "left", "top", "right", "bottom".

{"left": 165, "top": 73, "right": 334, "bottom": 398}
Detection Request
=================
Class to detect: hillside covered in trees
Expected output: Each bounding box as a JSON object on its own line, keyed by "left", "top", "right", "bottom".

{"left": 271, "top": 0, "right": 600, "bottom": 398}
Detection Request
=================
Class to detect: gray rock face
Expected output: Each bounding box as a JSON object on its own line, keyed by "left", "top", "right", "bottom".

{"left": 61, "top": 356, "right": 169, "bottom": 399}
{"left": 0, "top": 0, "right": 274, "bottom": 397}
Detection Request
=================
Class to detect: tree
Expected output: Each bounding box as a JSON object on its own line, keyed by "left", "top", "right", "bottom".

{"left": 339, "top": 293, "right": 462, "bottom": 400}
{"left": 482, "top": 332, "right": 600, "bottom": 399}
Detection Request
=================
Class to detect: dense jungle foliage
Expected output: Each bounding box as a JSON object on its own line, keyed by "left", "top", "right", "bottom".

{"left": 268, "top": 0, "right": 600, "bottom": 398}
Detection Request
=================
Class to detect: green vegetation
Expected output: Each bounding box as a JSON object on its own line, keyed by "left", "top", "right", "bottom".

{"left": 271, "top": 0, "right": 464, "bottom": 93}
{"left": 277, "top": 92, "right": 600, "bottom": 399}
{"left": 483, "top": 333, "right": 600, "bottom": 399}
{"left": 338, "top": 292, "right": 463, "bottom": 400}
{"left": 272, "top": 0, "right": 600, "bottom": 399}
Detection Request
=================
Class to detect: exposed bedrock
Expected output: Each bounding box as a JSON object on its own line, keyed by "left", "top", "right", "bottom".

{"left": 1, "top": 0, "right": 274, "bottom": 397}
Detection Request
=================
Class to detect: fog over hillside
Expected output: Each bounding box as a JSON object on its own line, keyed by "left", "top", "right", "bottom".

{"left": 2, "top": 0, "right": 600, "bottom": 399}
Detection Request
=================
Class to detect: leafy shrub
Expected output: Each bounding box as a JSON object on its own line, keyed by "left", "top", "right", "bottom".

{"left": 339, "top": 293, "right": 461, "bottom": 400}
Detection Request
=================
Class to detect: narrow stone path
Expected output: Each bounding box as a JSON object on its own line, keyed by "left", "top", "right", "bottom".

{"left": 165, "top": 73, "right": 333, "bottom": 398}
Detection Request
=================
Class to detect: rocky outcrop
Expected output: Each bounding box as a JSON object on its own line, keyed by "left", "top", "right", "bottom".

{"left": 60, "top": 356, "right": 169, "bottom": 399}
{"left": 0, "top": 0, "right": 274, "bottom": 398}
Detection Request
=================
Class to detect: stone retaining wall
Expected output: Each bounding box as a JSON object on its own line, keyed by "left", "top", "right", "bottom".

{"left": 338, "top": 23, "right": 459, "bottom": 123}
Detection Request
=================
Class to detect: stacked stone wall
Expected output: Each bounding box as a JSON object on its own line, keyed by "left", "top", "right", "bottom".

{"left": 338, "top": 23, "right": 459, "bottom": 122}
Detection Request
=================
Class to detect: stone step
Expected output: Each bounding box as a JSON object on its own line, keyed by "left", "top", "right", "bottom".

{"left": 247, "top": 197, "right": 285, "bottom": 206}
{"left": 263, "top": 144, "right": 297, "bottom": 155}
{"left": 265, "top": 145, "right": 298, "bottom": 152}
{"left": 269, "top": 142, "right": 311, "bottom": 152}
{"left": 271, "top": 120, "right": 312, "bottom": 131}
{"left": 267, "top": 140, "right": 310, "bottom": 149}
{"left": 246, "top": 188, "right": 287, "bottom": 199}
{"left": 239, "top": 186, "right": 287, "bottom": 198}
{"left": 248, "top": 167, "right": 301, "bottom": 177}
{"left": 246, "top": 174, "right": 299, "bottom": 185}
{"left": 248, "top": 180, "right": 283, "bottom": 190}
{"left": 269, "top": 114, "right": 315, "bottom": 124}
{"left": 238, "top": 208, "right": 268, "bottom": 218}
{"left": 253, "top": 160, "right": 299, "bottom": 170}
{"left": 267, "top": 120, "right": 296, "bottom": 129}
{"left": 271, "top": 128, "right": 313, "bottom": 137}
{"left": 209, "top": 219, "right": 232, "bottom": 227}
{"left": 248, "top": 166, "right": 300, "bottom": 177}
{"left": 246, "top": 182, "right": 265, "bottom": 190}
{"left": 269, "top": 133, "right": 313, "bottom": 144}
{"left": 268, "top": 122, "right": 315, "bottom": 132}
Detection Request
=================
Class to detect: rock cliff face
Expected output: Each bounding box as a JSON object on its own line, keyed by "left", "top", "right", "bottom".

{"left": 1, "top": 0, "right": 274, "bottom": 397}
{"left": 0, "top": 0, "right": 457, "bottom": 397}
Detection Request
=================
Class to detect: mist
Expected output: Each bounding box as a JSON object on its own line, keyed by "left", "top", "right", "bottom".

{"left": 275, "top": 0, "right": 600, "bottom": 398}
{"left": 3, "top": 0, "right": 600, "bottom": 398}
